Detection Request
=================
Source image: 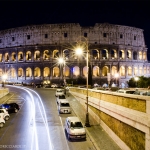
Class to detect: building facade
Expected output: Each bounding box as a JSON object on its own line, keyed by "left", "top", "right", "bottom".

{"left": 0, "top": 23, "right": 149, "bottom": 86}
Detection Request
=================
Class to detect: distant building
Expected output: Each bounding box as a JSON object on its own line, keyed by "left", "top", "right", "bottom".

{"left": 0, "top": 23, "right": 149, "bottom": 85}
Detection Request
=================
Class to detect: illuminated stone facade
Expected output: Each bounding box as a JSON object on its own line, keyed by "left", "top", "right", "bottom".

{"left": 0, "top": 23, "right": 149, "bottom": 86}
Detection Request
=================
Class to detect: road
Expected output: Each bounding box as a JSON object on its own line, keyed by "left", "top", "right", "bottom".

{"left": 0, "top": 86, "right": 97, "bottom": 150}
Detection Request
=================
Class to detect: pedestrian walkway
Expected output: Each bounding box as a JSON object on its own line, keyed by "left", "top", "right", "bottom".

{"left": 69, "top": 91, "right": 121, "bottom": 150}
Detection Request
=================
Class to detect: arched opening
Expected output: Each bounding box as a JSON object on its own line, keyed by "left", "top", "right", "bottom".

{"left": 92, "top": 49, "right": 99, "bottom": 60}
{"left": 119, "top": 50, "right": 125, "bottom": 59}
{"left": 139, "top": 51, "right": 142, "bottom": 60}
{"left": 26, "top": 67, "right": 32, "bottom": 77}
{"left": 111, "top": 49, "right": 117, "bottom": 59}
{"left": 53, "top": 50, "right": 59, "bottom": 58}
{"left": 139, "top": 67, "right": 143, "bottom": 75}
{"left": 93, "top": 66, "right": 99, "bottom": 76}
{"left": 143, "top": 52, "right": 146, "bottom": 60}
{"left": 102, "top": 66, "right": 108, "bottom": 76}
{"left": 0, "top": 54, "right": 2, "bottom": 62}
{"left": 63, "top": 49, "right": 70, "bottom": 59}
{"left": 11, "top": 68, "right": 16, "bottom": 78}
{"left": 18, "top": 68, "right": 24, "bottom": 77}
{"left": 127, "top": 66, "right": 132, "bottom": 76}
{"left": 11, "top": 52, "right": 16, "bottom": 61}
{"left": 43, "top": 67, "right": 50, "bottom": 77}
{"left": 127, "top": 50, "right": 132, "bottom": 59}
{"left": 34, "top": 67, "right": 41, "bottom": 77}
{"left": 43, "top": 50, "right": 50, "bottom": 60}
{"left": 111, "top": 66, "right": 117, "bottom": 76}
{"left": 26, "top": 51, "right": 32, "bottom": 61}
{"left": 73, "top": 66, "right": 80, "bottom": 76}
{"left": 133, "top": 51, "right": 137, "bottom": 60}
{"left": 34, "top": 50, "right": 40, "bottom": 60}
{"left": 134, "top": 67, "right": 138, "bottom": 76}
{"left": 63, "top": 66, "right": 70, "bottom": 77}
{"left": 53, "top": 67, "right": 60, "bottom": 77}
{"left": 102, "top": 49, "right": 108, "bottom": 59}
{"left": 120, "top": 66, "right": 125, "bottom": 76}
{"left": 18, "top": 52, "right": 23, "bottom": 61}
{"left": 5, "top": 53, "right": 9, "bottom": 62}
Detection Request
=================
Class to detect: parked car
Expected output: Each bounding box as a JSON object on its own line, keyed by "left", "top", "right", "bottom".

{"left": 65, "top": 116, "right": 86, "bottom": 140}
{"left": 55, "top": 89, "right": 65, "bottom": 97}
{"left": 51, "top": 84, "right": 58, "bottom": 88}
{"left": 0, "top": 114, "right": 5, "bottom": 128}
{"left": 116, "top": 89, "right": 135, "bottom": 94}
{"left": 56, "top": 95, "right": 66, "bottom": 104}
{"left": 0, "top": 108, "right": 10, "bottom": 121}
{"left": 58, "top": 100, "right": 71, "bottom": 114}
{"left": 0, "top": 103, "right": 20, "bottom": 113}
{"left": 35, "top": 84, "right": 42, "bottom": 88}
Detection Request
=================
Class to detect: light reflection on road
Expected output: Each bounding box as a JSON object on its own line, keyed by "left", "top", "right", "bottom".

{"left": 12, "top": 86, "right": 53, "bottom": 150}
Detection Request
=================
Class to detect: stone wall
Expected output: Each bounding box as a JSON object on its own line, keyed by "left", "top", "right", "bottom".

{"left": 70, "top": 88, "right": 150, "bottom": 150}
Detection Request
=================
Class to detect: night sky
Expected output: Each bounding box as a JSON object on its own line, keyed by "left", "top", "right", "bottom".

{"left": 0, "top": 0, "right": 150, "bottom": 60}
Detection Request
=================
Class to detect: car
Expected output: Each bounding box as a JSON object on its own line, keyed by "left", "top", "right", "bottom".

{"left": 116, "top": 89, "right": 135, "bottom": 94}
{"left": 0, "top": 108, "right": 10, "bottom": 121}
{"left": 0, "top": 114, "right": 5, "bottom": 128}
{"left": 35, "top": 84, "right": 42, "bottom": 88}
{"left": 58, "top": 100, "right": 71, "bottom": 114}
{"left": 56, "top": 95, "right": 66, "bottom": 104}
{"left": 51, "top": 84, "right": 58, "bottom": 88}
{"left": 0, "top": 103, "right": 20, "bottom": 113}
{"left": 55, "top": 89, "right": 65, "bottom": 97}
{"left": 65, "top": 117, "right": 86, "bottom": 140}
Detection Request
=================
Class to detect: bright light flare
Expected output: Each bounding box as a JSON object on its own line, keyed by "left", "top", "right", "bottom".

{"left": 58, "top": 58, "right": 64, "bottom": 64}
{"left": 2, "top": 74, "right": 7, "bottom": 80}
{"left": 75, "top": 47, "right": 83, "bottom": 56}
{"left": 135, "top": 77, "right": 139, "bottom": 81}
{"left": 114, "top": 73, "right": 119, "bottom": 78}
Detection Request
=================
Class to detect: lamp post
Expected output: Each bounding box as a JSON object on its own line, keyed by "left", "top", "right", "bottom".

{"left": 134, "top": 77, "right": 139, "bottom": 88}
{"left": 75, "top": 38, "right": 90, "bottom": 127}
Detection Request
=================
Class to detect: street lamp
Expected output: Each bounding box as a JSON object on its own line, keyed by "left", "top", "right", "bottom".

{"left": 75, "top": 38, "right": 90, "bottom": 127}
{"left": 134, "top": 77, "right": 139, "bottom": 88}
{"left": 2, "top": 74, "right": 7, "bottom": 88}
{"left": 114, "top": 73, "right": 119, "bottom": 87}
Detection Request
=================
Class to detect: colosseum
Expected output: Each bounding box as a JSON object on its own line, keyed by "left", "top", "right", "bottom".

{"left": 0, "top": 23, "right": 149, "bottom": 87}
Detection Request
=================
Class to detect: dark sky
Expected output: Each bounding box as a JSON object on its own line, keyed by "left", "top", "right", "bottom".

{"left": 1, "top": 0, "right": 150, "bottom": 60}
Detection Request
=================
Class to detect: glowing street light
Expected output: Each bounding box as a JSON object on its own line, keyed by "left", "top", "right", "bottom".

{"left": 75, "top": 39, "right": 90, "bottom": 127}
{"left": 134, "top": 77, "right": 139, "bottom": 87}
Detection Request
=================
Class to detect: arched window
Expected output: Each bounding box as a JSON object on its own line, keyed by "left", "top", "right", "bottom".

{"left": 102, "top": 66, "right": 108, "bottom": 76}
{"left": 111, "top": 66, "right": 117, "bottom": 76}
{"left": 18, "top": 68, "right": 24, "bottom": 77}
{"left": 26, "top": 67, "right": 32, "bottom": 77}
{"left": 73, "top": 66, "right": 80, "bottom": 76}
{"left": 93, "top": 66, "right": 99, "bottom": 76}
{"left": 120, "top": 66, "right": 125, "bottom": 76}
{"left": 127, "top": 67, "right": 132, "bottom": 76}
{"left": 43, "top": 67, "right": 50, "bottom": 77}
{"left": 34, "top": 67, "right": 41, "bottom": 77}
{"left": 53, "top": 67, "right": 60, "bottom": 77}
{"left": 133, "top": 51, "right": 137, "bottom": 60}
{"left": 63, "top": 66, "right": 69, "bottom": 77}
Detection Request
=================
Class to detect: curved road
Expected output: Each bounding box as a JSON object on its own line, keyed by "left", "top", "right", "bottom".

{"left": 0, "top": 86, "right": 96, "bottom": 150}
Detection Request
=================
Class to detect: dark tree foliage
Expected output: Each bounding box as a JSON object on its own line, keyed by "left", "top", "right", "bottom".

{"left": 128, "top": 76, "right": 150, "bottom": 88}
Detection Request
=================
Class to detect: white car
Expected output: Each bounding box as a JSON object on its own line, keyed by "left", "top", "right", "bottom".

{"left": 65, "top": 117, "right": 86, "bottom": 140}
{"left": 0, "top": 109, "right": 10, "bottom": 121}
{"left": 55, "top": 89, "right": 65, "bottom": 97}
{"left": 58, "top": 100, "right": 71, "bottom": 114}
{"left": 56, "top": 95, "right": 66, "bottom": 104}
{"left": 0, "top": 114, "right": 5, "bottom": 128}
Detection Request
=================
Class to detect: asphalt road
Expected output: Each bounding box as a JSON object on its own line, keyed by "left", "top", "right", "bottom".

{"left": 0, "top": 86, "right": 97, "bottom": 150}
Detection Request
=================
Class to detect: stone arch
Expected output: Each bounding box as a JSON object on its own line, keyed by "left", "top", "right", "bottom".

{"left": 26, "top": 67, "right": 32, "bottom": 77}
{"left": 34, "top": 67, "right": 41, "bottom": 77}
{"left": 34, "top": 50, "right": 40, "bottom": 60}
{"left": 26, "top": 51, "right": 32, "bottom": 61}
{"left": 0, "top": 54, "right": 2, "bottom": 62}
{"left": 11, "top": 68, "right": 16, "bottom": 78}
{"left": 53, "top": 50, "right": 59, "bottom": 58}
{"left": 43, "top": 50, "right": 50, "bottom": 60}
{"left": 119, "top": 50, "right": 125, "bottom": 59}
{"left": 133, "top": 51, "right": 137, "bottom": 60}
{"left": 120, "top": 66, "right": 125, "bottom": 76}
{"left": 134, "top": 67, "right": 138, "bottom": 76}
{"left": 102, "top": 66, "right": 108, "bottom": 76}
{"left": 111, "top": 49, "right": 117, "bottom": 59}
{"left": 63, "top": 49, "right": 70, "bottom": 59}
{"left": 18, "top": 51, "right": 23, "bottom": 61}
{"left": 102, "top": 49, "right": 108, "bottom": 59}
{"left": 139, "top": 67, "right": 143, "bottom": 75}
{"left": 73, "top": 66, "right": 80, "bottom": 76}
{"left": 111, "top": 66, "right": 117, "bottom": 76}
{"left": 83, "top": 66, "right": 88, "bottom": 77}
{"left": 63, "top": 66, "right": 70, "bottom": 77}
{"left": 93, "top": 66, "right": 99, "bottom": 76}
{"left": 127, "top": 50, "right": 132, "bottom": 59}
{"left": 11, "top": 52, "right": 16, "bottom": 61}
{"left": 92, "top": 49, "right": 99, "bottom": 60}
{"left": 53, "top": 67, "right": 60, "bottom": 77}
{"left": 143, "top": 52, "right": 146, "bottom": 60}
{"left": 139, "top": 51, "right": 142, "bottom": 60}
{"left": 5, "top": 52, "right": 9, "bottom": 62}
{"left": 18, "top": 68, "right": 24, "bottom": 77}
{"left": 43, "top": 67, "right": 50, "bottom": 77}
{"left": 127, "top": 66, "right": 132, "bottom": 76}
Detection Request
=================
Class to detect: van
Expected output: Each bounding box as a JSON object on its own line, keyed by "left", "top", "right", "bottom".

{"left": 65, "top": 116, "right": 86, "bottom": 140}
{"left": 58, "top": 100, "right": 71, "bottom": 114}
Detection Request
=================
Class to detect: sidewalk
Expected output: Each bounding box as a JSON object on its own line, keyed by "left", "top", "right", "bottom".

{"left": 68, "top": 91, "right": 121, "bottom": 150}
